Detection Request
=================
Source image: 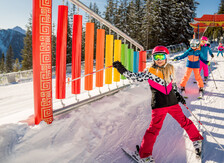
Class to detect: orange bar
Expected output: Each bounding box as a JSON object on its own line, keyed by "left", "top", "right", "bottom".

{"left": 113, "top": 40, "right": 121, "bottom": 82}
{"left": 32, "top": 0, "right": 53, "bottom": 124}
{"left": 96, "top": 29, "right": 105, "bottom": 87}
{"left": 84, "top": 23, "right": 94, "bottom": 91}
{"left": 105, "top": 35, "right": 114, "bottom": 84}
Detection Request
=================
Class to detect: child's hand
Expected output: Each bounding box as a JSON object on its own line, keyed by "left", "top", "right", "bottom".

{"left": 113, "top": 61, "right": 122, "bottom": 69}
{"left": 173, "top": 56, "right": 180, "bottom": 61}
{"left": 113, "top": 61, "right": 127, "bottom": 74}
{"left": 175, "top": 91, "right": 186, "bottom": 104}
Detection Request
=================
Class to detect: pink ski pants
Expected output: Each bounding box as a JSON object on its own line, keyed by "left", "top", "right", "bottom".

{"left": 139, "top": 104, "right": 203, "bottom": 158}
{"left": 199, "top": 60, "right": 209, "bottom": 77}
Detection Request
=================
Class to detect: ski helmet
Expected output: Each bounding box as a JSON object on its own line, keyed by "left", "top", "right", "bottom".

{"left": 201, "top": 36, "right": 208, "bottom": 41}
{"left": 152, "top": 46, "right": 169, "bottom": 62}
{"left": 152, "top": 46, "right": 169, "bottom": 55}
{"left": 190, "top": 39, "right": 200, "bottom": 48}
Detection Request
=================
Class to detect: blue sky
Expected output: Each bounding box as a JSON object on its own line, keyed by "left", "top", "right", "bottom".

{"left": 0, "top": 0, "right": 221, "bottom": 30}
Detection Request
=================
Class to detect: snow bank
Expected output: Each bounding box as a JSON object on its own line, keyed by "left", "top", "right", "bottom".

{"left": 1, "top": 48, "right": 224, "bottom": 163}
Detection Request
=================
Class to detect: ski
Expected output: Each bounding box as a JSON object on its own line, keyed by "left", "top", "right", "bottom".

{"left": 122, "top": 147, "right": 140, "bottom": 162}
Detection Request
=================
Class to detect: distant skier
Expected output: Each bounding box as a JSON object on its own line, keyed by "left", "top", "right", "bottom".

{"left": 199, "top": 36, "right": 214, "bottom": 81}
{"left": 113, "top": 46, "right": 203, "bottom": 163}
{"left": 217, "top": 42, "right": 224, "bottom": 57}
{"left": 173, "top": 39, "right": 209, "bottom": 94}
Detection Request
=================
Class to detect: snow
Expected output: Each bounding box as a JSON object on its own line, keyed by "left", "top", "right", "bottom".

{"left": 0, "top": 47, "right": 224, "bottom": 163}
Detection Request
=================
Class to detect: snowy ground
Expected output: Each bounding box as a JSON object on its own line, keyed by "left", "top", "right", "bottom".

{"left": 0, "top": 47, "right": 224, "bottom": 163}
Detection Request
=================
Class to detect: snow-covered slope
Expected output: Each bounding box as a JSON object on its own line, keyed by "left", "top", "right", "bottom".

{"left": 0, "top": 50, "right": 224, "bottom": 163}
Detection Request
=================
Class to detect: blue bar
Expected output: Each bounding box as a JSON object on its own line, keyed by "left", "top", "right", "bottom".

{"left": 133, "top": 51, "right": 139, "bottom": 73}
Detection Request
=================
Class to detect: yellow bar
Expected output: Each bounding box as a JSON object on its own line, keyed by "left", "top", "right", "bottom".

{"left": 113, "top": 40, "right": 121, "bottom": 82}
{"left": 105, "top": 35, "right": 114, "bottom": 84}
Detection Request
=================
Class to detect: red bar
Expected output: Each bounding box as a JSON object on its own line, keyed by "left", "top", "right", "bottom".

{"left": 32, "top": 0, "right": 53, "bottom": 124}
{"left": 84, "top": 23, "right": 94, "bottom": 91}
{"left": 139, "top": 51, "right": 147, "bottom": 72}
{"left": 56, "top": 5, "right": 68, "bottom": 99}
{"left": 96, "top": 29, "right": 105, "bottom": 87}
{"left": 72, "top": 15, "right": 82, "bottom": 94}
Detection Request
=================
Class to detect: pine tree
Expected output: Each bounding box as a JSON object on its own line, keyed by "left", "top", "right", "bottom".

{"left": 0, "top": 53, "right": 6, "bottom": 73}
{"left": 218, "top": 0, "right": 224, "bottom": 14}
{"left": 52, "top": 22, "right": 57, "bottom": 66}
{"left": 13, "top": 58, "right": 20, "bottom": 72}
{"left": 141, "top": 0, "right": 151, "bottom": 49}
{"left": 90, "top": 2, "right": 101, "bottom": 59}
{"left": 104, "top": 0, "right": 115, "bottom": 25}
{"left": 66, "top": 1, "right": 73, "bottom": 64}
{"left": 6, "top": 45, "right": 14, "bottom": 73}
{"left": 143, "top": 0, "right": 198, "bottom": 48}
{"left": 21, "top": 14, "right": 33, "bottom": 70}
{"left": 172, "top": 0, "right": 198, "bottom": 46}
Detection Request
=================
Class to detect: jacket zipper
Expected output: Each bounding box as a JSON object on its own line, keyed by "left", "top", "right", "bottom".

{"left": 161, "top": 69, "right": 167, "bottom": 94}
{"left": 193, "top": 51, "right": 194, "bottom": 62}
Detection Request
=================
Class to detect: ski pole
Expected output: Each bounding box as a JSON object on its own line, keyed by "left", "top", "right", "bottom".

{"left": 66, "top": 65, "right": 113, "bottom": 84}
{"left": 183, "top": 104, "right": 224, "bottom": 151}
{"left": 212, "top": 58, "right": 222, "bottom": 78}
{"left": 208, "top": 64, "right": 218, "bottom": 89}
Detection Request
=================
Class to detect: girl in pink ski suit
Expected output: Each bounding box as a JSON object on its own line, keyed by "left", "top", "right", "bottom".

{"left": 217, "top": 43, "right": 224, "bottom": 57}
{"left": 200, "top": 36, "right": 214, "bottom": 80}
{"left": 113, "top": 46, "right": 203, "bottom": 162}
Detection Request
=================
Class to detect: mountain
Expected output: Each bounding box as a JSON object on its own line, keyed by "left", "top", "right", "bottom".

{"left": 12, "top": 26, "right": 26, "bottom": 35}
{"left": 0, "top": 27, "right": 26, "bottom": 61}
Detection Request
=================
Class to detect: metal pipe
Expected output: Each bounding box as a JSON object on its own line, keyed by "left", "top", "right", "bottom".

{"left": 68, "top": 0, "right": 144, "bottom": 51}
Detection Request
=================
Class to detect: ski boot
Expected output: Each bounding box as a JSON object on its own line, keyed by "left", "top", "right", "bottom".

{"left": 180, "top": 86, "right": 185, "bottom": 93}
{"left": 193, "top": 140, "right": 202, "bottom": 157}
{"left": 199, "top": 87, "right": 204, "bottom": 94}
{"left": 135, "top": 145, "right": 155, "bottom": 163}
{"left": 204, "top": 76, "right": 208, "bottom": 81}
{"left": 198, "top": 87, "right": 204, "bottom": 99}
{"left": 141, "top": 155, "right": 155, "bottom": 163}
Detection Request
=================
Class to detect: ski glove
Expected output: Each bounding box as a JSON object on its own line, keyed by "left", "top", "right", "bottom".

{"left": 113, "top": 61, "right": 128, "bottom": 75}
{"left": 208, "top": 61, "right": 211, "bottom": 66}
{"left": 174, "top": 56, "right": 180, "bottom": 61}
{"left": 175, "top": 91, "right": 186, "bottom": 104}
{"left": 211, "top": 53, "right": 214, "bottom": 58}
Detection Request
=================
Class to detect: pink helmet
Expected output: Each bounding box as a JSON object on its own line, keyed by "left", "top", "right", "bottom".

{"left": 201, "top": 36, "right": 208, "bottom": 41}
{"left": 152, "top": 46, "right": 169, "bottom": 55}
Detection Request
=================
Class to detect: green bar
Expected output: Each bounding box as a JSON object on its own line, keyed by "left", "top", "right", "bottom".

{"left": 121, "top": 44, "right": 128, "bottom": 79}
{"left": 127, "top": 48, "right": 133, "bottom": 71}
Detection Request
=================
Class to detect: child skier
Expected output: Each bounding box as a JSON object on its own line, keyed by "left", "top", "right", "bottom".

{"left": 113, "top": 46, "right": 203, "bottom": 163}
{"left": 199, "top": 36, "right": 214, "bottom": 81}
{"left": 173, "top": 39, "right": 209, "bottom": 94}
{"left": 217, "top": 42, "right": 224, "bottom": 57}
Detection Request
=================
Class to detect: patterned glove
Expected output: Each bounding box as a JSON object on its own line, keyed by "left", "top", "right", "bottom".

{"left": 113, "top": 61, "right": 128, "bottom": 75}
{"left": 175, "top": 91, "right": 186, "bottom": 104}
{"left": 208, "top": 61, "right": 211, "bottom": 66}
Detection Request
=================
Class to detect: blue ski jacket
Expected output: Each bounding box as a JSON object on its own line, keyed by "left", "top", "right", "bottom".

{"left": 174, "top": 48, "right": 208, "bottom": 68}
{"left": 200, "top": 45, "right": 213, "bottom": 61}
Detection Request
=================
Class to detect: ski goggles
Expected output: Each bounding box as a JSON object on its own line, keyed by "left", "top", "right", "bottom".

{"left": 190, "top": 43, "right": 199, "bottom": 48}
{"left": 153, "top": 53, "right": 166, "bottom": 61}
